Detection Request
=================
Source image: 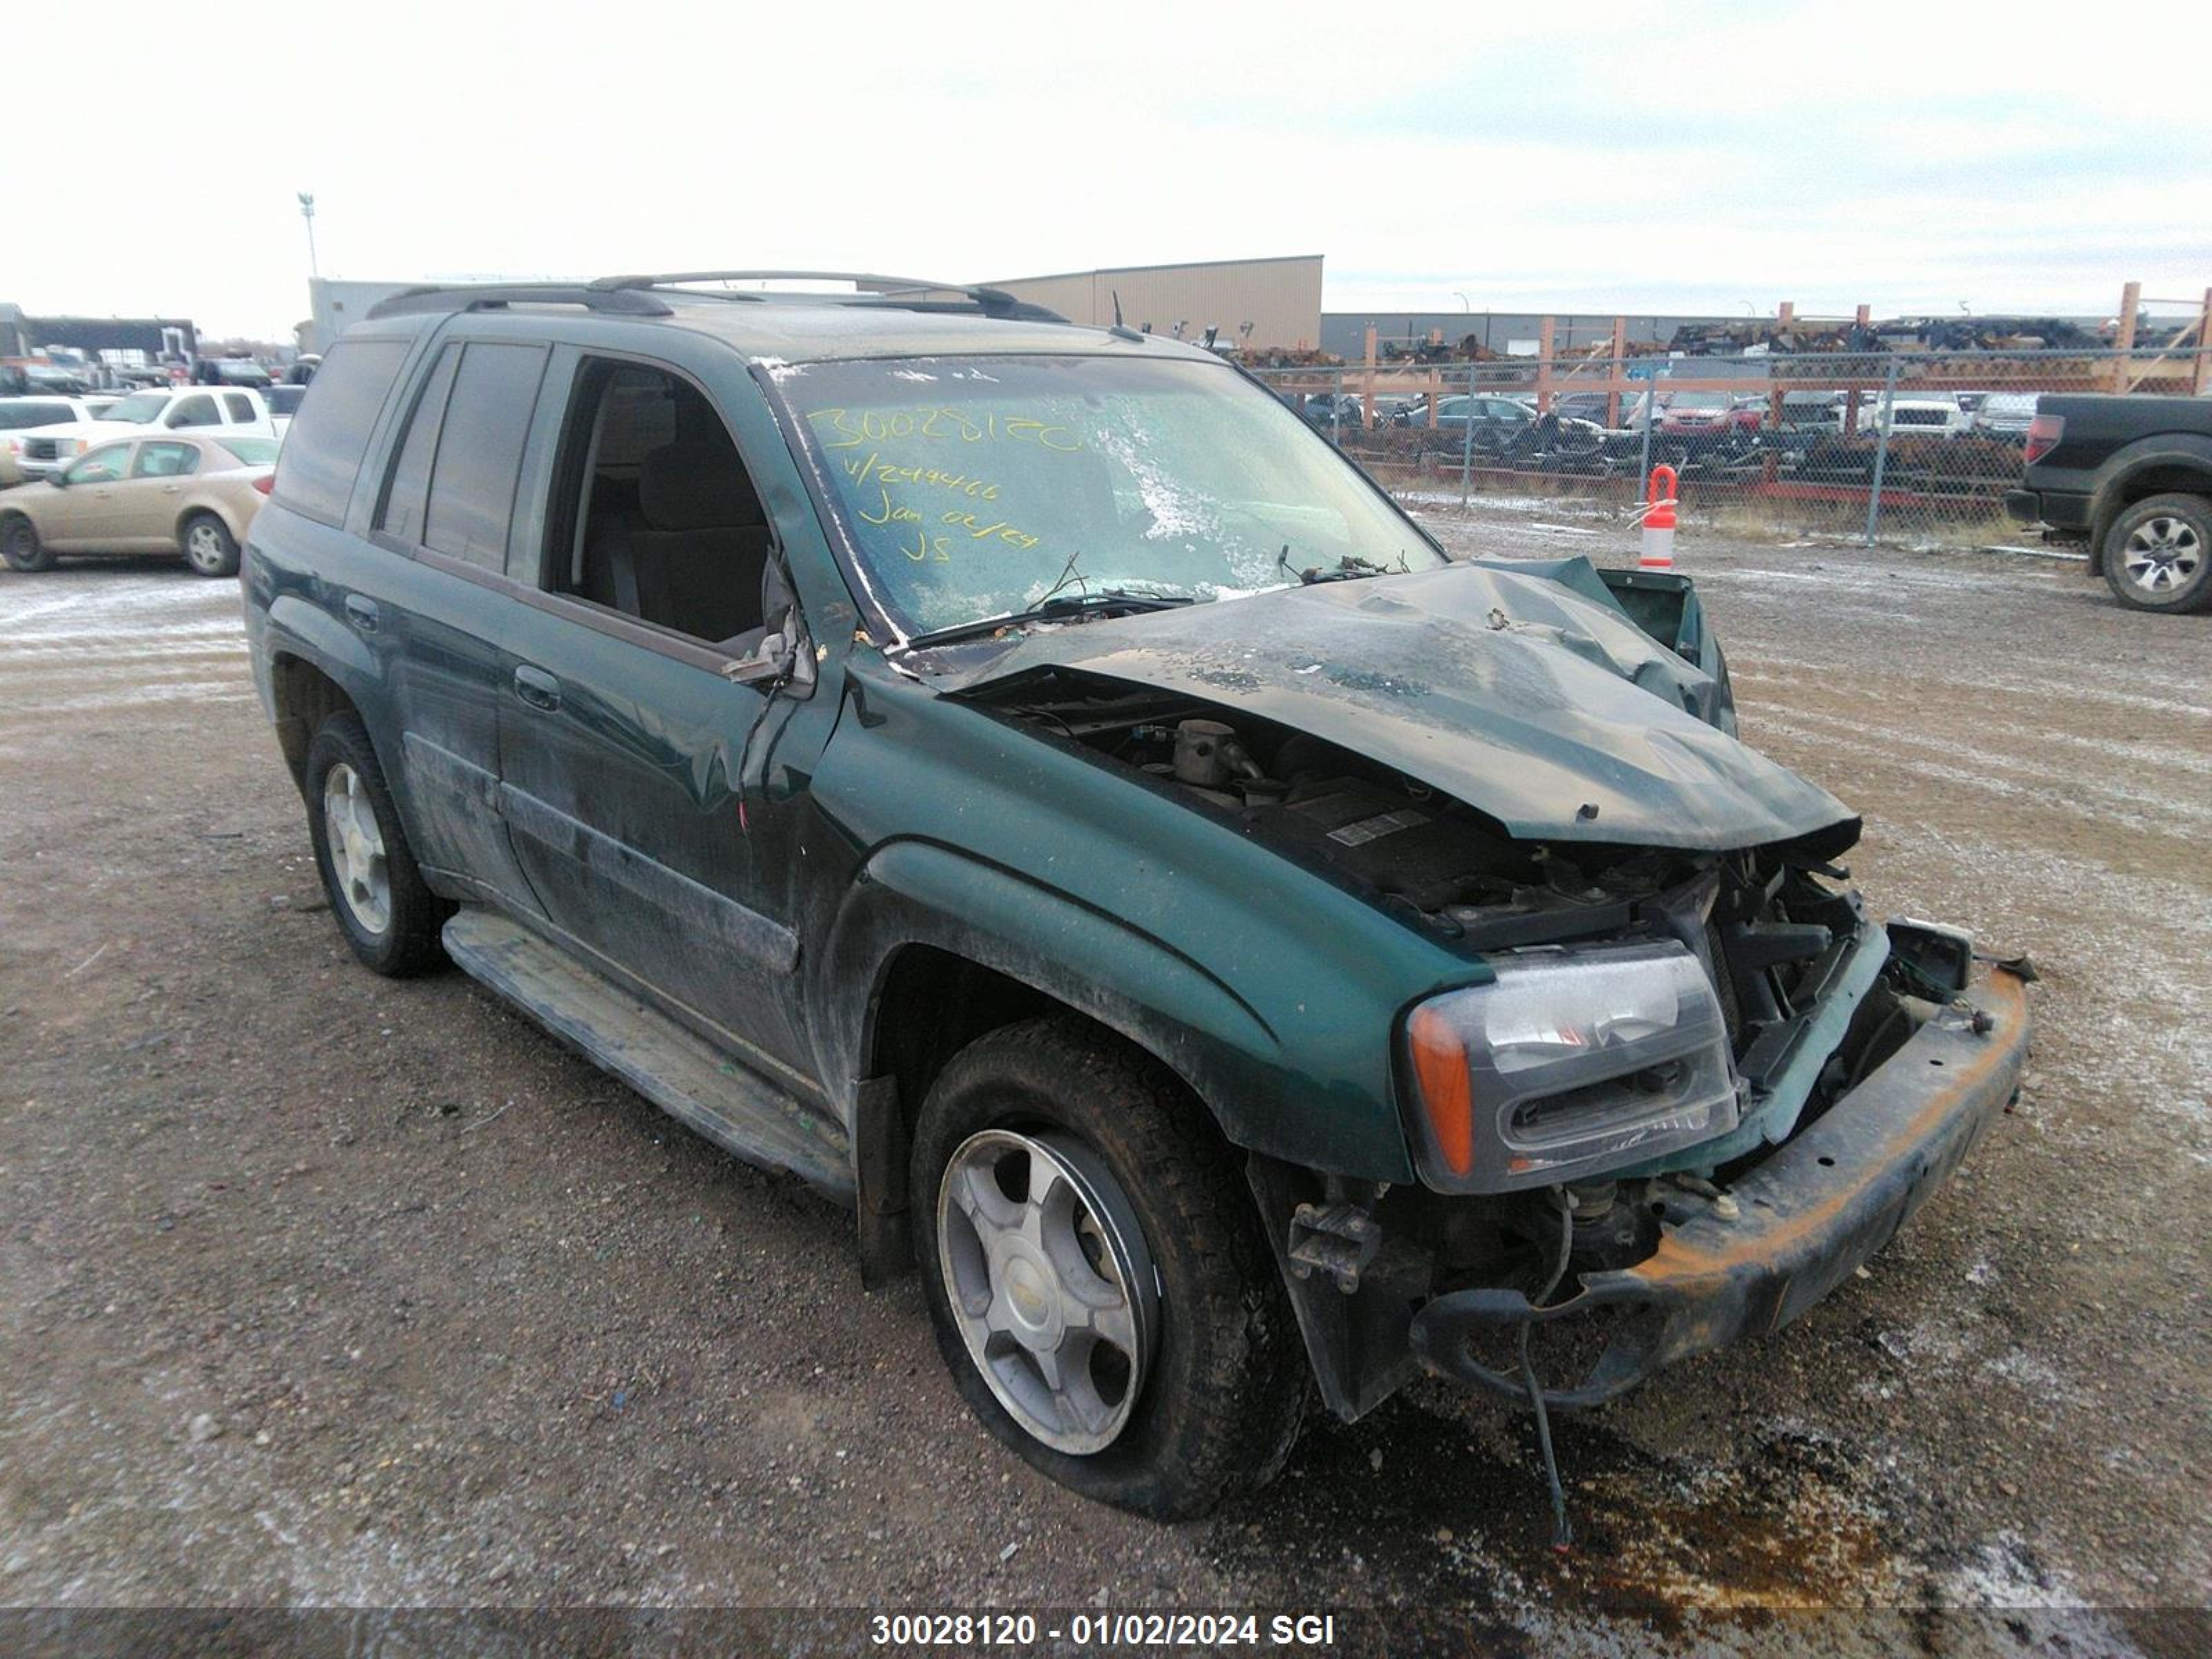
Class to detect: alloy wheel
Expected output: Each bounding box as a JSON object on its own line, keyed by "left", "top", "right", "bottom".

{"left": 2121, "top": 516, "right": 2204, "bottom": 594}
{"left": 185, "top": 521, "right": 229, "bottom": 574}
{"left": 322, "top": 762, "right": 391, "bottom": 935}
{"left": 936, "top": 1127, "right": 1157, "bottom": 1455}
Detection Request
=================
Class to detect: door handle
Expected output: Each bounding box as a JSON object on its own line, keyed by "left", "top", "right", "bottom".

{"left": 344, "top": 594, "right": 379, "bottom": 632}
{"left": 513, "top": 665, "right": 563, "bottom": 711}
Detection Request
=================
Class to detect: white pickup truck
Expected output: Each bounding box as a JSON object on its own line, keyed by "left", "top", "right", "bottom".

{"left": 1, "top": 395, "right": 120, "bottom": 486}
{"left": 10, "top": 386, "right": 279, "bottom": 482}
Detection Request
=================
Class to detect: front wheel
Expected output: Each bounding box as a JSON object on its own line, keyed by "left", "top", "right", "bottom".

{"left": 180, "top": 512, "right": 240, "bottom": 578}
{"left": 1, "top": 516, "right": 53, "bottom": 572}
{"left": 910, "top": 1016, "right": 1307, "bottom": 1519}
{"left": 2102, "top": 494, "right": 2212, "bottom": 614}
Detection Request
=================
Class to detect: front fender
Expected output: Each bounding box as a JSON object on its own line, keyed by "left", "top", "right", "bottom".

{"left": 816, "top": 837, "right": 1285, "bottom": 1130}
{"left": 816, "top": 837, "right": 1424, "bottom": 1187}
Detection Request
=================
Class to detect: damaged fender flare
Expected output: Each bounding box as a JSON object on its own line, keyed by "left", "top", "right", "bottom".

{"left": 815, "top": 839, "right": 1300, "bottom": 1281}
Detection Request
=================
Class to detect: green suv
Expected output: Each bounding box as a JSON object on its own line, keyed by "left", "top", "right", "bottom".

{"left": 243, "top": 273, "right": 2030, "bottom": 1518}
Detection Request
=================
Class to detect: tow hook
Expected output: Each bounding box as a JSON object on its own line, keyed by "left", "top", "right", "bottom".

{"left": 1287, "top": 1199, "right": 1382, "bottom": 1294}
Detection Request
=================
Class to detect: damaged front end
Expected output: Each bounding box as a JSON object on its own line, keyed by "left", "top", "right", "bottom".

{"left": 943, "top": 565, "right": 2030, "bottom": 1423}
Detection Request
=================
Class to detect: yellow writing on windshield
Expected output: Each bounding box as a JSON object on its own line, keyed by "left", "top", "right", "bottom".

{"left": 809, "top": 406, "right": 1082, "bottom": 453}
{"left": 941, "top": 511, "right": 1040, "bottom": 551}
{"left": 843, "top": 451, "right": 1002, "bottom": 500}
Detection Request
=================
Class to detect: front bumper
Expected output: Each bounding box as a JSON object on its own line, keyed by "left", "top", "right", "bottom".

{"left": 1408, "top": 966, "right": 2029, "bottom": 1407}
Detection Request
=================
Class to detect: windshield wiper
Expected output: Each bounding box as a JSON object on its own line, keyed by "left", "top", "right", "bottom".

{"left": 1276, "top": 545, "right": 1409, "bottom": 585}
{"left": 903, "top": 588, "right": 1194, "bottom": 650}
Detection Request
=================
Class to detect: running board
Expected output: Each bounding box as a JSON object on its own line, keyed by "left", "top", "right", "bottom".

{"left": 442, "top": 910, "right": 852, "bottom": 1198}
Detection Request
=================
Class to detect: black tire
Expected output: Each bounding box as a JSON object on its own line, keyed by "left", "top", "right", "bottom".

{"left": 2101, "top": 494, "right": 2212, "bottom": 615}
{"left": 909, "top": 1015, "right": 1307, "bottom": 1519}
{"left": 303, "top": 710, "right": 449, "bottom": 975}
{"left": 1, "top": 515, "right": 53, "bottom": 573}
{"left": 180, "top": 511, "right": 241, "bottom": 579}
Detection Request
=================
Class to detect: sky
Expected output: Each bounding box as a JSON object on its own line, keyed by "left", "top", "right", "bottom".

{"left": 12, "top": 0, "right": 2211, "bottom": 341}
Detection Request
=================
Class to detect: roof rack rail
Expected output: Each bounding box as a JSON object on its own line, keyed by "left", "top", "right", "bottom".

{"left": 588, "top": 270, "right": 1053, "bottom": 321}
{"left": 366, "top": 283, "right": 673, "bottom": 320}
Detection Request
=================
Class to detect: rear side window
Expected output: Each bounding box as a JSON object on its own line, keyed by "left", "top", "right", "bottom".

{"left": 223, "top": 393, "right": 256, "bottom": 423}
{"left": 134, "top": 441, "right": 200, "bottom": 478}
{"left": 216, "top": 437, "right": 280, "bottom": 468}
{"left": 375, "top": 345, "right": 463, "bottom": 545}
{"left": 420, "top": 341, "right": 548, "bottom": 570}
{"left": 272, "top": 339, "right": 411, "bottom": 527}
{"left": 0, "top": 402, "right": 73, "bottom": 430}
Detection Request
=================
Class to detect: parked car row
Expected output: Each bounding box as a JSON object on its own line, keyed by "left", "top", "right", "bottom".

{"left": 0, "top": 387, "right": 286, "bottom": 574}
{"left": 1304, "top": 385, "right": 2054, "bottom": 444}
{"left": 0, "top": 386, "right": 284, "bottom": 485}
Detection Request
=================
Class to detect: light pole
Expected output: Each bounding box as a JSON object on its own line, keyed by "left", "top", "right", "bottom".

{"left": 1453, "top": 291, "right": 1470, "bottom": 312}
{"left": 298, "top": 192, "right": 319, "bottom": 281}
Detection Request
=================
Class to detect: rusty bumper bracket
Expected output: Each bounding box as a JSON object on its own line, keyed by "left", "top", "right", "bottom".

{"left": 1409, "top": 967, "right": 2030, "bottom": 1409}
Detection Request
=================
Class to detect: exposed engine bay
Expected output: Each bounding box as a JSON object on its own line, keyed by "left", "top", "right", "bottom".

{"left": 978, "top": 670, "right": 1861, "bottom": 971}
{"left": 977, "top": 668, "right": 1922, "bottom": 1200}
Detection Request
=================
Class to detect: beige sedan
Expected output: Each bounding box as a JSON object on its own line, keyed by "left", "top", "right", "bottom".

{"left": 0, "top": 431, "right": 279, "bottom": 578}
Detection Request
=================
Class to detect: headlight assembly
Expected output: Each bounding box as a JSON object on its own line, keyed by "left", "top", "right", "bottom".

{"left": 1404, "top": 940, "right": 1738, "bottom": 1192}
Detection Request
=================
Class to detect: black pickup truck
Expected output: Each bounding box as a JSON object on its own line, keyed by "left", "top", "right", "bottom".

{"left": 2007, "top": 393, "right": 2212, "bottom": 613}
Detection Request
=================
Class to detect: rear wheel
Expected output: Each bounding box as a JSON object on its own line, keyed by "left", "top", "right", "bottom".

{"left": 303, "top": 711, "right": 449, "bottom": 975}
{"left": 180, "top": 512, "right": 240, "bottom": 578}
{"left": 1, "top": 516, "right": 52, "bottom": 573}
{"left": 2102, "top": 494, "right": 2212, "bottom": 614}
{"left": 910, "top": 1015, "right": 1306, "bottom": 1519}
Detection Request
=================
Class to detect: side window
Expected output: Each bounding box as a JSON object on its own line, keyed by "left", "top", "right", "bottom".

{"left": 541, "top": 358, "right": 780, "bottom": 649}
{"left": 168, "top": 395, "right": 218, "bottom": 429}
{"left": 133, "top": 441, "right": 200, "bottom": 479}
{"left": 222, "top": 393, "right": 256, "bottom": 423}
{"left": 66, "top": 443, "right": 133, "bottom": 484}
{"left": 271, "top": 338, "right": 411, "bottom": 527}
{"left": 374, "top": 345, "right": 462, "bottom": 545}
{"left": 420, "top": 341, "right": 549, "bottom": 570}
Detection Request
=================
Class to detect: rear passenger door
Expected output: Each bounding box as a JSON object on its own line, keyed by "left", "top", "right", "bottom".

{"left": 118, "top": 440, "right": 201, "bottom": 548}
{"left": 362, "top": 333, "right": 554, "bottom": 916}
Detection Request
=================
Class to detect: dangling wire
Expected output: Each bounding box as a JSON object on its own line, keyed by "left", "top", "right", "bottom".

{"left": 1519, "top": 1190, "right": 1575, "bottom": 1549}
{"left": 734, "top": 670, "right": 786, "bottom": 833}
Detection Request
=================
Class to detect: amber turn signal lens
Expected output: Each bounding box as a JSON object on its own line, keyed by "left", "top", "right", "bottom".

{"left": 1408, "top": 1004, "right": 1474, "bottom": 1177}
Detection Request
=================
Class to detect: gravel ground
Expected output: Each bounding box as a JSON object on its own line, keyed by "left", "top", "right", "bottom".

{"left": 1, "top": 517, "right": 2206, "bottom": 1652}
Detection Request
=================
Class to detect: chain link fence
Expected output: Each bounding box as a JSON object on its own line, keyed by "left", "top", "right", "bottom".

{"left": 1248, "top": 341, "right": 2211, "bottom": 546}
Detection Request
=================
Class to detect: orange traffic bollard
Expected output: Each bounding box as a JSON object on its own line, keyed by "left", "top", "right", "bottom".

{"left": 1640, "top": 465, "right": 1678, "bottom": 570}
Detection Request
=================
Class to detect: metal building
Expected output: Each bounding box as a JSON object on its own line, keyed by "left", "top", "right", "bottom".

{"left": 984, "top": 255, "right": 1323, "bottom": 352}
{"left": 0, "top": 303, "right": 196, "bottom": 362}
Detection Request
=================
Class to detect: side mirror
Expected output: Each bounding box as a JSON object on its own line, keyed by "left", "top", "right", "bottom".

{"left": 48, "top": 470, "right": 69, "bottom": 489}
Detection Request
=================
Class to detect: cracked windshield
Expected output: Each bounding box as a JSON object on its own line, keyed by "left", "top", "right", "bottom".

{"left": 781, "top": 354, "right": 1444, "bottom": 637}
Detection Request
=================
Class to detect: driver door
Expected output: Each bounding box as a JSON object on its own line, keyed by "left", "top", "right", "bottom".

{"left": 45, "top": 442, "right": 138, "bottom": 549}
{"left": 497, "top": 347, "right": 833, "bottom": 1074}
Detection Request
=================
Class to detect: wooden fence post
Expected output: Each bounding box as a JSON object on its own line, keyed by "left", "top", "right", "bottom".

{"left": 2194, "top": 288, "right": 2212, "bottom": 396}
{"left": 2112, "top": 281, "right": 2139, "bottom": 392}
{"left": 1608, "top": 317, "right": 1627, "bottom": 427}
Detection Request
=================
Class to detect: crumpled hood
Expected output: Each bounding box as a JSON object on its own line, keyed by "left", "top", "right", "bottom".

{"left": 937, "top": 561, "right": 1855, "bottom": 851}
